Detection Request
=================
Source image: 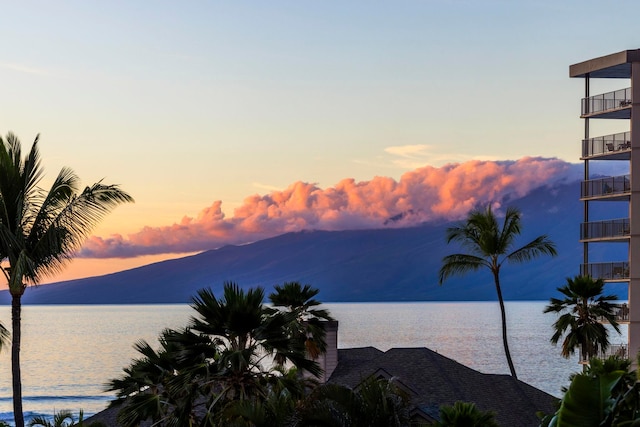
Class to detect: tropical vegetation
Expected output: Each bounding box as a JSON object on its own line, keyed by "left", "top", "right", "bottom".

{"left": 27, "top": 409, "right": 106, "bottom": 427}
{"left": 439, "top": 205, "right": 557, "bottom": 378}
{"left": 291, "top": 377, "right": 412, "bottom": 427}
{"left": 108, "top": 282, "right": 418, "bottom": 426}
{"left": 541, "top": 356, "right": 640, "bottom": 427}
{"left": 0, "top": 132, "right": 133, "bottom": 427}
{"left": 108, "top": 282, "right": 319, "bottom": 426}
{"left": 544, "top": 275, "right": 621, "bottom": 363}
{"left": 268, "top": 281, "right": 334, "bottom": 359}
{"left": 544, "top": 276, "right": 620, "bottom": 368}
{"left": 435, "top": 401, "right": 499, "bottom": 427}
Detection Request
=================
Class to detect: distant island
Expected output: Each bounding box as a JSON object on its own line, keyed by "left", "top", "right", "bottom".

{"left": 1, "top": 181, "right": 625, "bottom": 305}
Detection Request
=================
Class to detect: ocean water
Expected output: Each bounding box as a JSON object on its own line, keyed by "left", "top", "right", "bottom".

{"left": 0, "top": 301, "right": 625, "bottom": 424}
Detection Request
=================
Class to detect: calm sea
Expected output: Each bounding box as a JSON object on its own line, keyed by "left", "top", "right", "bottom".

{"left": 0, "top": 302, "right": 625, "bottom": 424}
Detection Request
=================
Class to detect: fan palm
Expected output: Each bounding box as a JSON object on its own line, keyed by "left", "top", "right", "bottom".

{"left": 107, "top": 327, "right": 214, "bottom": 427}
{"left": 544, "top": 275, "right": 621, "bottom": 363}
{"left": 0, "top": 133, "right": 133, "bottom": 427}
{"left": 189, "top": 283, "right": 321, "bottom": 400}
{"left": 216, "top": 367, "right": 308, "bottom": 427}
{"left": 291, "top": 378, "right": 412, "bottom": 427}
{"left": 27, "top": 409, "right": 105, "bottom": 427}
{"left": 27, "top": 410, "right": 74, "bottom": 427}
{"left": 269, "top": 281, "right": 334, "bottom": 359}
{"left": 439, "top": 205, "right": 557, "bottom": 379}
{"left": 435, "top": 401, "right": 499, "bottom": 427}
{"left": 110, "top": 283, "right": 323, "bottom": 425}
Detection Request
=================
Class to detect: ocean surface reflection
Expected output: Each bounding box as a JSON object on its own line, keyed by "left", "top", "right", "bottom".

{"left": 0, "top": 301, "right": 623, "bottom": 422}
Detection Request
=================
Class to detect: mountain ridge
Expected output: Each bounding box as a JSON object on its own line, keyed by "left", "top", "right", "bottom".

{"left": 0, "top": 181, "right": 619, "bottom": 304}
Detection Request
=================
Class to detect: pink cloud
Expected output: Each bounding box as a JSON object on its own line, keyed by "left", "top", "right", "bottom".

{"left": 79, "top": 157, "right": 579, "bottom": 258}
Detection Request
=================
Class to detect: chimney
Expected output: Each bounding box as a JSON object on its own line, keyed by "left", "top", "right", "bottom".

{"left": 315, "top": 320, "right": 338, "bottom": 383}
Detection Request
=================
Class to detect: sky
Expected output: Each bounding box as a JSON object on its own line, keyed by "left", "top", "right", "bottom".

{"left": 1, "top": 1, "right": 639, "bottom": 284}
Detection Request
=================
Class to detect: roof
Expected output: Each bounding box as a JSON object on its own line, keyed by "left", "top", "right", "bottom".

{"left": 328, "top": 347, "right": 558, "bottom": 427}
{"left": 87, "top": 345, "right": 557, "bottom": 426}
{"left": 570, "top": 49, "right": 640, "bottom": 78}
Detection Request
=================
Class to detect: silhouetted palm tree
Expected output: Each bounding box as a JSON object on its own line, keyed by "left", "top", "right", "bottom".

{"left": 544, "top": 275, "right": 621, "bottom": 363}
{"left": 190, "top": 283, "right": 321, "bottom": 393}
{"left": 439, "top": 205, "right": 557, "bottom": 379}
{"left": 269, "top": 281, "right": 334, "bottom": 359}
{"left": 109, "top": 283, "right": 323, "bottom": 426}
{"left": 291, "top": 377, "right": 412, "bottom": 427}
{"left": 435, "top": 401, "right": 499, "bottom": 427}
{"left": 0, "top": 133, "right": 133, "bottom": 427}
{"left": 107, "top": 328, "right": 210, "bottom": 427}
{"left": 28, "top": 410, "right": 75, "bottom": 427}
{"left": 27, "top": 409, "right": 105, "bottom": 427}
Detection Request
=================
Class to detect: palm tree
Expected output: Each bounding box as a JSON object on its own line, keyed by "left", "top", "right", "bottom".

{"left": 439, "top": 205, "right": 557, "bottom": 379}
{"left": 109, "top": 283, "right": 323, "bottom": 426}
{"left": 189, "top": 283, "right": 321, "bottom": 400}
{"left": 0, "top": 133, "right": 133, "bottom": 427}
{"left": 107, "top": 328, "right": 211, "bottom": 427}
{"left": 435, "top": 401, "right": 499, "bottom": 427}
{"left": 291, "top": 377, "right": 412, "bottom": 427}
{"left": 544, "top": 275, "right": 621, "bottom": 363}
{"left": 27, "top": 410, "right": 75, "bottom": 427}
{"left": 27, "top": 409, "right": 105, "bottom": 427}
{"left": 269, "top": 281, "right": 334, "bottom": 359}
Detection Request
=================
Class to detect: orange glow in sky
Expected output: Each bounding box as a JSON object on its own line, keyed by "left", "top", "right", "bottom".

{"left": 1, "top": 1, "right": 636, "bottom": 287}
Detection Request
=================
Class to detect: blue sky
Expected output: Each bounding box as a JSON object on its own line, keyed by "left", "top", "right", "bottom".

{"left": 1, "top": 1, "right": 638, "bottom": 281}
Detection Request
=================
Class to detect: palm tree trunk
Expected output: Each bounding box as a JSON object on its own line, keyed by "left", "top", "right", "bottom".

{"left": 581, "top": 344, "right": 588, "bottom": 372}
{"left": 11, "top": 293, "right": 24, "bottom": 427}
{"left": 493, "top": 272, "right": 517, "bottom": 379}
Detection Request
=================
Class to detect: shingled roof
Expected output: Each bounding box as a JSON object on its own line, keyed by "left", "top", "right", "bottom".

{"left": 86, "top": 345, "right": 557, "bottom": 426}
{"left": 328, "top": 346, "right": 557, "bottom": 427}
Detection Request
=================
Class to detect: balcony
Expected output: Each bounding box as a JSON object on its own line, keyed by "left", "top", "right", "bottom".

{"left": 581, "top": 175, "right": 630, "bottom": 201}
{"left": 580, "top": 218, "right": 630, "bottom": 242}
{"left": 580, "top": 344, "right": 628, "bottom": 364}
{"left": 581, "top": 262, "right": 629, "bottom": 282}
{"left": 582, "top": 88, "right": 632, "bottom": 119}
{"left": 598, "top": 303, "right": 629, "bottom": 324}
{"left": 582, "top": 131, "right": 631, "bottom": 159}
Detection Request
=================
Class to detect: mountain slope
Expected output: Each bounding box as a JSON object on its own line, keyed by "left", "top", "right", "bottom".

{"left": 0, "top": 181, "right": 613, "bottom": 304}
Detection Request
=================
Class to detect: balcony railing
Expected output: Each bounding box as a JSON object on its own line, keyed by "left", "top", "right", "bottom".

{"left": 581, "top": 262, "right": 629, "bottom": 281}
{"left": 598, "top": 303, "right": 630, "bottom": 323}
{"left": 580, "top": 218, "right": 630, "bottom": 241}
{"left": 582, "top": 87, "right": 632, "bottom": 117}
{"left": 580, "top": 344, "right": 628, "bottom": 364}
{"left": 582, "top": 131, "right": 631, "bottom": 158}
{"left": 581, "top": 175, "right": 630, "bottom": 199}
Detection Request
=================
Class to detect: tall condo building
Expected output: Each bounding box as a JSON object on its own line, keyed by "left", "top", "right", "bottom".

{"left": 570, "top": 50, "right": 640, "bottom": 361}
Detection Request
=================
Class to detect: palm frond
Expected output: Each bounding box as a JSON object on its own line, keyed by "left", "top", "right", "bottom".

{"left": 24, "top": 181, "right": 133, "bottom": 281}
{"left": 505, "top": 235, "right": 557, "bottom": 264}
{"left": 497, "top": 207, "right": 521, "bottom": 252}
{"left": 545, "top": 275, "right": 620, "bottom": 359}
{"left": 439, "top": 254, "right": 490, "bottom": 284}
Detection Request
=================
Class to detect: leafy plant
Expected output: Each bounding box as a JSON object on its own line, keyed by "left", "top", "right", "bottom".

{"left": 543, "top": 355, "right": 640, "bottom": 427}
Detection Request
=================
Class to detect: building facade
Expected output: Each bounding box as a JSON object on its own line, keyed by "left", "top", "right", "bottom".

{"left": 570, "top": 50, "right": 640, "bottom": 360}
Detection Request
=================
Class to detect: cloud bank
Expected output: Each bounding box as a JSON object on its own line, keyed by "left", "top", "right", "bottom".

{"left": 80, "top": 157, "right": 580, "bottom": 258}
